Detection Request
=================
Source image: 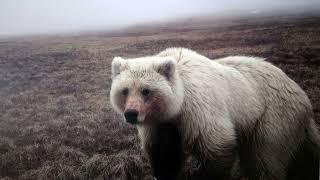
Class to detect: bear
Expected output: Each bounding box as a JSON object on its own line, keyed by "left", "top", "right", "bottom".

{"left": 109, "top": 47, "right": 320, "bottom": 180}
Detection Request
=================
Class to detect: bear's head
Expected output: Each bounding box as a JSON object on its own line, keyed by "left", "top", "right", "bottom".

{"left": 110, "top": 56, "right": 184, "bottom": 126}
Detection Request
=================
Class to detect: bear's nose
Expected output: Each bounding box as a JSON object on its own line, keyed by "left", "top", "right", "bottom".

{"left": 124, "top": 110, "right": 139, "bottom": 124}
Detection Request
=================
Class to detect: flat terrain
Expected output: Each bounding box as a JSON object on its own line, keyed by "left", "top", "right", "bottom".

{"left": 0, "top": 14, "right": 319, "bottom": 179}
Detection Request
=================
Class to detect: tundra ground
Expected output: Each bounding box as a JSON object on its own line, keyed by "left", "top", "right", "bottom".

{"left": 0, "top": 14, "right": 319, "bottom": 179}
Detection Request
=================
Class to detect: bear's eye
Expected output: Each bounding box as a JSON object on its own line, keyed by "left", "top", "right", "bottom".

{"left": 141, "top": 88, "right": 150, "bottom": 96}
{"left": 121, "top": 88, "right": 129, "bottom": 96}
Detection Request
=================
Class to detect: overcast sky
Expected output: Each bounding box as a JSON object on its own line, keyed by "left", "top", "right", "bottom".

{"left": 0, "top": 0, "right": 319, "bottom": 36}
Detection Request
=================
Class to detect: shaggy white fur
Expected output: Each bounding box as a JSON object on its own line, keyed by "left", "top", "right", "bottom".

{"left": 110, "top": 47, "right": 319, "bottom": 179}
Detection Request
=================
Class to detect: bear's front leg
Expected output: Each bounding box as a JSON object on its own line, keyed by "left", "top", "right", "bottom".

{"left": 190, "top": 137, "right": 237, "bottom": 180}
{"left": 146, "top": 123, "right": 184, "bottom": 180}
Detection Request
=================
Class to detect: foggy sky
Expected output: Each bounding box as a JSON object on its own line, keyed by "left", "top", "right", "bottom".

{"left": 0, "top": 0, "right": 319, "bottom": 36}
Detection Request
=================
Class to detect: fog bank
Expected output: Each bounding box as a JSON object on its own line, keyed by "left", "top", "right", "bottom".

{"left": 0, "top": 0, "right": 319, "bottom": 36}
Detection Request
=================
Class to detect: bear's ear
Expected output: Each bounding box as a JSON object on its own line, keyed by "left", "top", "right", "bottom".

{"left": 111, "top": 57, "right": 127, "bottom": 78}
{"left": 156, "top": 57, "right": 176, "bottom": 80}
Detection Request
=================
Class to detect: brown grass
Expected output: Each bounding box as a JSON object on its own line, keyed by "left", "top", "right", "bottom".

{"left": 0, "top": 15, "right": 319, "bottom": 179}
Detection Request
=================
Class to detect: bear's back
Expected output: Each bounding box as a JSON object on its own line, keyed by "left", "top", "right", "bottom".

{"left": 159, "top": 48, "right": 312, "bottom": 131}
{"left": 215, "top": 55, "right": 310, "bottom": 105}
{"left": 217, "top": 55, "right": 313, "bottom": 131}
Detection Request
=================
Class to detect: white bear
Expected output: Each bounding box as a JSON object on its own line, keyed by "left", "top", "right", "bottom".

{"left": 110, "top": 48, "right": 320, "bottom": 180}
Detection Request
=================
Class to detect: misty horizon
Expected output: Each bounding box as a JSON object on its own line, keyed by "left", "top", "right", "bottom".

{"left": 1, "top": 0, "right": 320, "bottom": 37}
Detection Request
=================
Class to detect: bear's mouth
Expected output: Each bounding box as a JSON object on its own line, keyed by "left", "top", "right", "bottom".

{"left": 124, "top": 111, "right": 162, "bottom": 126}
{"left": 141, "top": 113, "right": 165, "bottom": 126}
{"left": 137, "top": 114, "right": 146, "bottom": 124}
